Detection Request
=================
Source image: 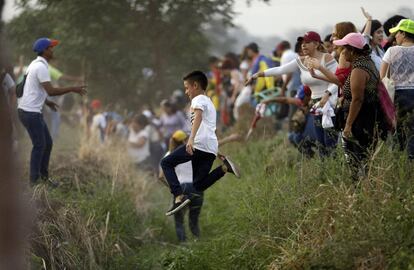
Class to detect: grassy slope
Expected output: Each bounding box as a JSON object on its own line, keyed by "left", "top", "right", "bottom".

{"left": 28, "top": 124, "right": 414, "bottom": 269}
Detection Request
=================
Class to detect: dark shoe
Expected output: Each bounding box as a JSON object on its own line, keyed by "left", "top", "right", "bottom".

{"left": 42, "top": 177, "right": 59, "bottom": 188}
{"left": 222, "top": 156, "right": 241, "bottom": 178}
{"left": 165, "top": 195, "right": 191, "bottom": 216}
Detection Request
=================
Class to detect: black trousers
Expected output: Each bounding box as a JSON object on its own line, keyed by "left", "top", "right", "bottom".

{"left": 160, "top": 144, "right": 225, "bottom": 196}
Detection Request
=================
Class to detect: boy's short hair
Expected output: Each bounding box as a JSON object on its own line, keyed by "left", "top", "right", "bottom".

{"left": 182, "top": 70, "right": 208, "bottom": 91}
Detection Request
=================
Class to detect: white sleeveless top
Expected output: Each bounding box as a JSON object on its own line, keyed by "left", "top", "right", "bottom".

{"left": 264, "top": 54, "right": 338, "bottom": 105}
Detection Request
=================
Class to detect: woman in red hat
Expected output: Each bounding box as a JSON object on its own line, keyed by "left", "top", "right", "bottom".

{"left": 246, "top": 31, "right": 339, "bottom": 157}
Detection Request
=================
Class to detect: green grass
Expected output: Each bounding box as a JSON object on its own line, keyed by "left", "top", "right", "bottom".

{"left": 28, "top": 126, "right": 414, "bottom": 269}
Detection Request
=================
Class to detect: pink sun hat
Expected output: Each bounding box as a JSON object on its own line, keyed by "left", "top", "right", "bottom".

{"left": 333, "top": 32, "right": 367, "bottom": 49}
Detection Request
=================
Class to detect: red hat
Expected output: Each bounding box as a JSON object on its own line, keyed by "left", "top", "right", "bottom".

{"left": 90, "top": 99, "right": 102, "bottom": 110}
{"left": 303, "top": 31, "right": 322, "bottom": 43}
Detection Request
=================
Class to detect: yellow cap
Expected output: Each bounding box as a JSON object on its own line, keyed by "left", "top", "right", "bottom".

{"left": 172, "top": 130, "right": 187, "bottom": 142}
{"left": 389, "top": 19, "right": 414, "bottom": 34}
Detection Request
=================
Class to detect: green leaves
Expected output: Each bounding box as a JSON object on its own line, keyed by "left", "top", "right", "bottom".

{"left": 6, "top": 0, "right": 236, "bottom": 107}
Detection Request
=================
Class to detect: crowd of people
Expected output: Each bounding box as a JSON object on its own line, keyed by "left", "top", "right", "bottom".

{"left": 2, "top": 7, "right": 414, "bottom": 242}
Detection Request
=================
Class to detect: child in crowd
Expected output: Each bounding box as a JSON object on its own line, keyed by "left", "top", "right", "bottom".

{"left": 160, "top": 71, "right": 241, "bottom": 216}
{"left": 160, "top": 130, "right": 204, "bottom": 242}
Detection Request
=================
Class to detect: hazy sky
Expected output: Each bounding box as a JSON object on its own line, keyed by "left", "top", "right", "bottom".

{"left": 3, "top": 0, "right": 413, "bottom": 39}
{"left": 234, "top": 0, "right": 414, "bottom": 38}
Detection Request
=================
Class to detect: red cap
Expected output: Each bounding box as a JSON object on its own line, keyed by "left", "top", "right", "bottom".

{"left": 302, "top": 31, "right": 322, "bottom": 43}
{"left": 90, "top": 99, "right": 102, "bottom": 110}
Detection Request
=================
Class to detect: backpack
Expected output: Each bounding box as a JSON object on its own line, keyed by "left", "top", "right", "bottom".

{"left": 15, "top": 74, "right": 27, "bottom": 98}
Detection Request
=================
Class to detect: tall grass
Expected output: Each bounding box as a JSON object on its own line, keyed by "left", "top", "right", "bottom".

{"left": 28, "top": 130, "right": 167, "bottom": 269}
{"left": 26, "top": 122, "right": 414, "bottom": 269}
{"left": 161, "top": 137, "right": 414, "bottom": 270}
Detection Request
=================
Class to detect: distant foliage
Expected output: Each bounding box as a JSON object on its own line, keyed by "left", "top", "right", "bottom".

{"left": 7, "top": 0, "right": 236, "bottom": 107}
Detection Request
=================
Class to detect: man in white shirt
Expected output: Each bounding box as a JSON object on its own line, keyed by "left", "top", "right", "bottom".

{"left": 17, "top": 37, "right": 86, "bottom": 185}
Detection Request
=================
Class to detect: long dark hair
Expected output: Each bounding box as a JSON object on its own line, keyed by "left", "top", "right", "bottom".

{"left": 344, "top": 44, "right": 371, "bottom": 59}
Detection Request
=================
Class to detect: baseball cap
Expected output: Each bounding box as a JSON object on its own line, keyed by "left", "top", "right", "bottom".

{"left": 389, "top": 19, "right": 414, "bottom": 34}
{"left": 172, "top": 130, "right": 187, "bottom": 142}
{"left": 33, "top": 38, "right": 59, "bottom": 53}
{"left": 90, "top": 99, "right": 102, "bottom": 110}
{"left": 302, "top": 31, "right": 322, "bottom": 43}
{"left": 333, "top": 32, "right": 367, "bottom": 49}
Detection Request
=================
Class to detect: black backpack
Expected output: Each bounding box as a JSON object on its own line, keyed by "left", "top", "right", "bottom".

{"left": 15, "top": 74, "right": 27, "bottom": 98}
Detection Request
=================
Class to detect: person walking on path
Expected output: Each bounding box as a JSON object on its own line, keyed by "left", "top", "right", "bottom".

{"left": 18, "top": 38, "right": 86, "bottom": 185}
{"left": 160, "top": 71, "right": 240, "bottom": 216}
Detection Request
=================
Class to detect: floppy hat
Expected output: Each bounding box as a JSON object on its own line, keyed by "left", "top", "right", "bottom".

{"left": 333, "top": 32, "right": 367, "bottom": 49}
{"left": 389, "top": 19, "right": 414, "bottom": 34}
{"left": 33, "top": 38, "right": 59, "bottom": 53}
{"left": 302, "top": 31, "right": 322, "bottom": 43}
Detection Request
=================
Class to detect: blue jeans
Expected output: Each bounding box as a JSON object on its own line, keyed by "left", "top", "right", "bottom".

{"left": 288, "top": 114, "right": 317, "bottom": 157}
{"left": 394, "top": 90, "right": 414, "bottom": 159}
{"left": 18, "top": 109, "right": 53, "bottom": 183}
{"left": 174, "top": 183, "right": 204, "bottom": 242}
{"left": 312, "top": 114, "right": 338, "bottom": 157}
{"left": 161, "top": 144, "right": 225, "bottom": 196}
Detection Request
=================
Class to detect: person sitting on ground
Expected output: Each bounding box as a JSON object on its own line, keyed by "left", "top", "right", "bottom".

{"left": 262, "top": 85, "right": 316, "bottom": 157}
{"left": 160, "top": 71, "right": 241, "bottom": 216}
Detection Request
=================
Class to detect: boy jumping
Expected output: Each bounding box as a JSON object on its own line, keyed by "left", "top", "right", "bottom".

{"left": 161, "top": 70, "right": 240, "bottom": 216}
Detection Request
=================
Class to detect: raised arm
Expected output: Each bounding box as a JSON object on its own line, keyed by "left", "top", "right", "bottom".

{"left": 361, "top": 7, "right": 373, "bottom": 39}
{"left": 245, "top": 59, "right": 298, "bottom": 86}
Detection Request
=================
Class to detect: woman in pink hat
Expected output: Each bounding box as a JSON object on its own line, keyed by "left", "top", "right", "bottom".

{"left": 333, "top": 32, "right": 381, "bottom": 180}
{"left": 246, "top": 31, "right": 339, "bottom": 157}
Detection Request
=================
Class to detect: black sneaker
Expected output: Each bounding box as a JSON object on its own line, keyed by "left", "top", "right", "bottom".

{"left": 42, "top": 177, "right": 59, "bottom": 188}
{"left": 222, "top": 156, "right": 241, "bottom": 178}
{"left": 165, "top": 195, "right": 191, "bottom": 216}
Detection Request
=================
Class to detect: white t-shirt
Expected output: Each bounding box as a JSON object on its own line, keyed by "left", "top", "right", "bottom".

{"left": 128, "top": 128, "right": 150, "bottom": 164}
{"left": 90, "top": 113, "right": 107, "bottom": 132}
{"left": 90, "top": 113, "right": 107, "bottom": 142}
{"left": 190, "top": 94, "right": 218, "bottom": 155}
{"left": 17, "top": 57, "right": 50, "bottom": 113}
{"left": 383, "top": 45, "right": 414, "bottom": 90}
{"left": 264, "top": 55, "right": 338, "bottom": 105}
